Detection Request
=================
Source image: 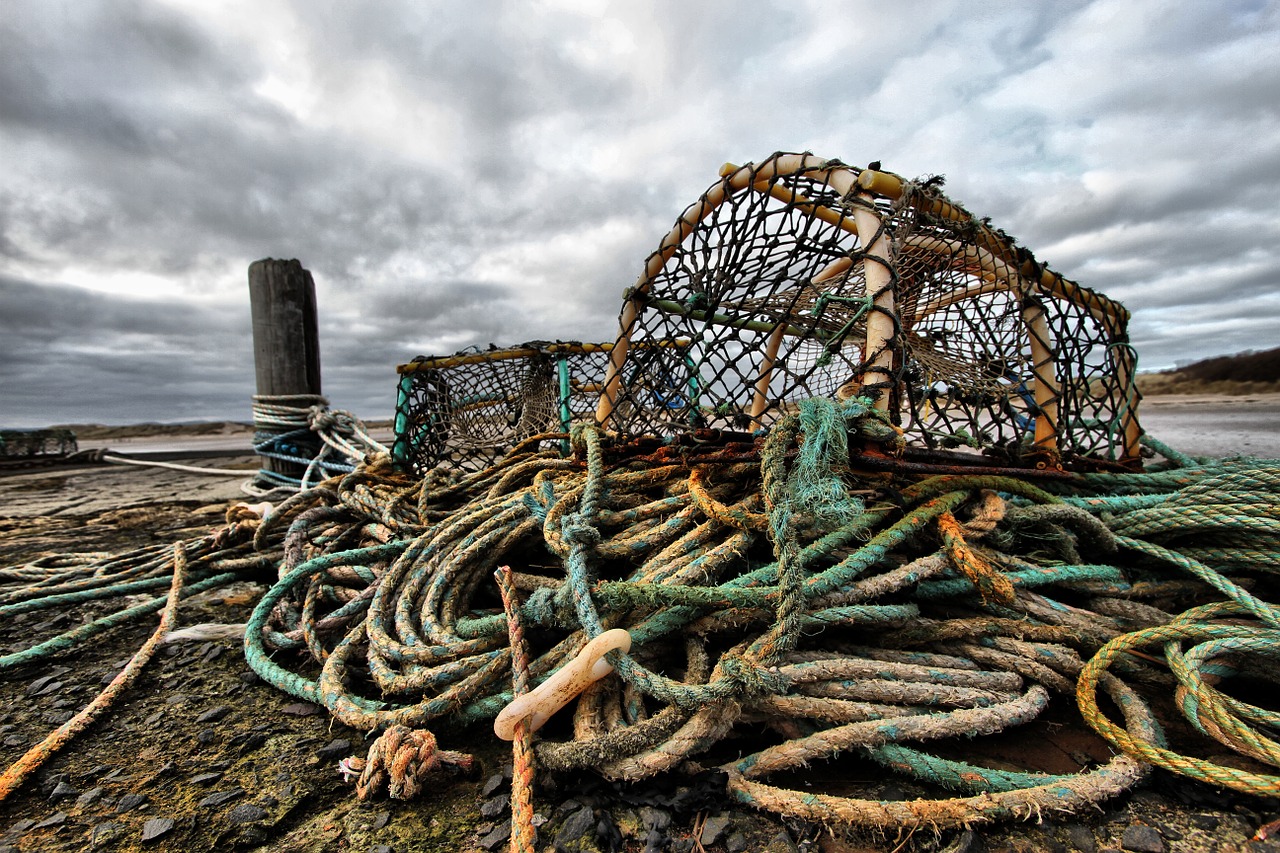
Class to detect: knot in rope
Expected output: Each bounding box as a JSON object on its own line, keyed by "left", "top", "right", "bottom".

{"left": 523, "top": 586, "right": 579, "bottom": 629}
{"left": 561, "top": 512, "right": 602, "bottom": 550}
{"left": 719, "top": 652, "right": 789, "bottom": 698}
{"left": 342, "top": 725, "right": 473, "bottom": 800}
{"left": 307, "top": 405, "right": 339, "bottom": 432}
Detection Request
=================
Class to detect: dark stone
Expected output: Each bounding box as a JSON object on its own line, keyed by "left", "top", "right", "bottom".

{"left": 281, "top": 702, "right": 320, "bottom": 717}
{"left": 198, "top": 787, "right": 245, "bottom": 809}
{"left": 188, "top": 772, "right": 223, "bottom": 786}
{"left": 2, "top": 735, "right": 25, "bottom": 747}
{"left": 1120, "top": 824, "right": 1164, "bottom": 853}
{"left": 116, "top": 793, "right": 148, "bottom": 813}
{"left": 700, "top": 813, "right": 731, "bottom": 847}
{"left": 1066, "top": 824, "right": 1097, "bottom": 853}
{"left": 239, "top": 669, "right": 262, "bottom": 685}
{"left": 34, "top": 811, "right": 68, "bottom": 829}
{"left": 164, "top": 694, "right": 190, "bottom": 706}
{"left": 372, "top": 811, "right": 391, "bottom": 830}
{"left": 553, "top": 806, "right": 596, "bottom": 851}
{"left": 144, "top": 711, "right": 165, "bottom": 727}
{"left": 727, "top": 830, "right": 751, "bottom": 853}
{"left": 201, "top": 644, "right": 224, "bottom": 662}
{"left": 481, "top": 773, "right": 506, "bottom": 798}
{"left": 89, "top": 821, "right": 123, "bottom": 848}
{"left": 48, "top": 780, "right": 79, "bottom": 802}
{"left": 371, "top": 846, "right": 393, "bottom": 853}
{"left": 196, "top": 705, "right": 231, "bottom": 724}
{"left": 140, "top": 817, "right": 174, "bottom": 843}
{"left": 227, "top": 804, "right": 268, "bottom": 825}
{"left": 76, "top": 787, "right": 106, "bottom": 809}
{"left": 481, "top": 794, "right": 510, "bottom": 819}
{"left": 639, "top": 806, "right": 671, "bottom": 832}
{"left": 196, "top": 728, "right": 219, "bottom": 745}
{"left": 765, "top": 830, "right": 799, "bottom": 853}
{"left": 315, "top": 739, "right": 352, "bottom": 760}
{"left": 479, "top": 819, "right": 511, "bottom": 851}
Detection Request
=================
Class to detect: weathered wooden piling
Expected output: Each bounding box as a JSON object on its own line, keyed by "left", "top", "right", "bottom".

{"left": 248, "top": 259, "right": 322, "bottom": 479}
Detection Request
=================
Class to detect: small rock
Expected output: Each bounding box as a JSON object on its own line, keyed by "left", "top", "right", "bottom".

{"left": 201, "top": 644, "right": 224, "bottom": 662}
{"left": 1121, "top": 824, "right": 1164, "bottom": 853}
{"left": 188, "top": 772, "right": 223, "bottom": 786}
{"left": 2, "top": 735, "right": 25, "bottom": 747}
{"left": 554, "top": 806, "right": 596, "bottom": 851}
{"left": 144, "top": 711, "right": 165, "bottom": 727}
{"left": 481, "top": 773, "right": 506, "bottom": 798}
{"left": 481, "top": 794, "right": 510, "bottom": 819}
{"left": 315, "top": 739, "right": 352, "bottom": 760}
{"left": 26, "top": 675, "right": 62, "bottom": 697}
{"left": 239, "top": 669, "right": 261, "bottom": 685}
{"left": 766, "top": 830, "right": 799, "bottom": 853}
{"left": 196, "top": 728, "right": 219, "bottom": 745}
{"left": 76, "top": 787, "right": 106, "bottom": 809}
{"left": 1066, "top": 824, "right": 1097, "bottom": 853}
{"left": 164, "top": 694, "right": 191, "bottom": 706}
{"left": 89, "top": 821, "right": 123, "bottom": 848}
{"left": 1188, "top": 814, "right": 1219, "bottom": 831}
{"left": 34, "top": 811, "right": 68, "bottom": 829}
{"left": 198, "top": 787, "right": 245, "bottom": 809}
{"left": 48, "top": 780, "right": 79, "bottom": 802}
{"left": 372, "top": 811, "right": 391, "bottom": 830}
{"left": 479, "top": 819, "right": 511, "bottom": 851}
{"left": 227, "top": 804, "right": 267, "bottom": 825}
{"left": 140, "top": 817, "right": 174, "bottom": 843}
{"left": 281, "top": 702, "right": 320, "bottom": 717}
{"left": 727, "top": 831, "right": 751, "bottom": 853}
{"left": 371, "top": 846, "right": 392, "bottom": 853}
{"left": 700, "top": 813, "right": 731, "bottom": 847}
{"left": 196, "top": 705, "right": 231, "bottom": 724}
{"left": 639, "top": 806, "right": 671, "bottom": 832}
{"left": 116, "top": 793, "right": 148, "bottom": 813}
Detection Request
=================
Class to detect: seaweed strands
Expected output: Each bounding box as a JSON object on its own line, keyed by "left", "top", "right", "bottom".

{"left": 239, "top": 400, "right": 1280, "bottom": 832}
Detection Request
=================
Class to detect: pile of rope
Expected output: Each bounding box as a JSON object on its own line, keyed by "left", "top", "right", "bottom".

{"left": 248, "top": 393, "right": 389, "bottom": 496}
{"left": 2, "top": 397, "right": 1277, "bottom": 839}
{"left": 229, "top": 397, "right": 1280, "bottom": 834}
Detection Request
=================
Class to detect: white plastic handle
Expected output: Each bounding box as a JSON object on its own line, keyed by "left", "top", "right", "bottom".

{"left": 493, "top": 628, "right": 632, "bottom": 741}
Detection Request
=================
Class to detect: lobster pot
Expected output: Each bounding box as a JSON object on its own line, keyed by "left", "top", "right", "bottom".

{"left": 393, "top": 342, "right": 618, "bottom": 475}
{"left": 596, "top": 152, "right": 1141, "bottom": 470}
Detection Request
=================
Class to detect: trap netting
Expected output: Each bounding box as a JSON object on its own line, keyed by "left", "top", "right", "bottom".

{"left": 595, "top": 152, "right": 1141, "bottom": 469}
{"left": 0, "top": 429, "right": 78, "bottom": 460}
{"left": 393, "top": 342, "right": 624, "bottom": 475}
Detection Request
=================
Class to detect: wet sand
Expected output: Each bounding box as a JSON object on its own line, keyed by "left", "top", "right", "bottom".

{"left": 1138, "top": 393, "right": 1280, "bottom": 458}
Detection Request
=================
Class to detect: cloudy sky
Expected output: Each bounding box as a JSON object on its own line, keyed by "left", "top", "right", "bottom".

{"left": 1, "top": 0, "right": 1277, "bottom": 427}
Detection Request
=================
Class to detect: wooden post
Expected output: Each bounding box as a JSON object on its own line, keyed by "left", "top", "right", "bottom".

{"left": 248, "top": 259, "right": 322, "bottom": 479}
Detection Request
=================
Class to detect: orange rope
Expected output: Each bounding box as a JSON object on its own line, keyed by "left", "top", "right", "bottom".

{"left": 496, "top": 565, "right": 538, "bottom": 853}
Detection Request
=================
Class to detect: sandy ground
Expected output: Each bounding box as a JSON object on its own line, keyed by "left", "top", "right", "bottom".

{"left": 1138, "top": 393, "right": 1280, "bottom": 459}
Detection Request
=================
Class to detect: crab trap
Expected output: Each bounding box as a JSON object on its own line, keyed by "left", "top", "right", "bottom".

{"left": 392, "top": 341, "right": 676, "bottom": 475}
{"left": 595, "top": 152, "right": 1142, "bottom": 470}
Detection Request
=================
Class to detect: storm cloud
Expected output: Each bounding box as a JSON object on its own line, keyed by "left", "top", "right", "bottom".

{"left": 1, "top": 0, "right": 1277, "bottom": 427}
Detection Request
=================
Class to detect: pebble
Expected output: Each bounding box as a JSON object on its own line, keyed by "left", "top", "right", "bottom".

{"left": 700, "top": 813, "right": 731, "bottom": 847}
{"left": 554, "top": 806, "right": 596, "bottom": 851}
{"left": 140, "top": 817, "right": 174, "bottom": 843}
{"left": 1066, "top": 824, "right": 1098, "bottom": 853}
{"left": 196, "top": 705, "right": 231, "bottom": 724}
{"left": 198, "top": 787, "right": 245, "bottom": 809}
{"left": 188, "top": 772, "right": 223, "bottom": 786}
{"left": 196, "top": 728, "right": 219, "bottom": 745}
{"left": 144, "top": 711, "right": 165, "bottom": 727}
{"left": 48, "top": 780, "right": 79, "bottom": 802}
{"left": 481, "top": 772, "right": 506, "bottom": 797}
{"left": 481, "top": 794, "right": 510, "bottom": 819}
{"left": 76, "top": 787, "right": 106, "bottom": 809}
{"left": 315, "top": 738, "right": 352, "bottom": 760}
{"left": 726, "top": 830, "right": 750, "bottom": 853}
{"left": 116, "top": 792, "right": 148, "bottom": 813}
{"left": 1120, "top": 824, "right": 1165, "bottom": 853}
{"left": 479, "top": 819, "right": 511, "bottom": 851}
{"left": 280, "top": 702, "right": 320, "bottom": 717}
{"left": 227, "top": 804, "right": 268, "bottom": 825}
{"left": 372, "top": 811, "right": 391, "bottom": 830}
{"left": 33, "top": 811, "right": 67, "bottom": 829}
{"left": 89, "top": 821, "right": 123, "bottom": 848}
